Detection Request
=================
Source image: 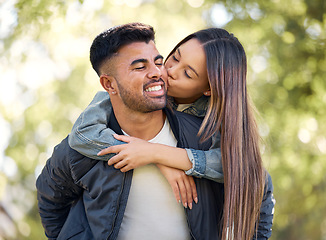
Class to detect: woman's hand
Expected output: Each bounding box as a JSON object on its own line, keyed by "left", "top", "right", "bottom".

{"left": 98, "top": 134, "right": 198, "bottom": 208}
{"left": 98, "top": 134, "right": 157, "bottom": 172}
{"left": 156, "top": 164, "right": 198, "bottom": 209}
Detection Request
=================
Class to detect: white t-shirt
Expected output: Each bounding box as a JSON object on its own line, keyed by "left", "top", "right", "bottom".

{"left": 117, "top": 118, "right": 190, "bottom": 240}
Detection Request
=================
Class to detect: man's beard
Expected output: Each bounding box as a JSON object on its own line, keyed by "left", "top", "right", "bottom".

{"left": 116, "top": 79, "right": 167, "bottom": 113}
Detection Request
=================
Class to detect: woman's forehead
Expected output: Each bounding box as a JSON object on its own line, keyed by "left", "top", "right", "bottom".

{"left": 178, "top": 39, "right": 207, "bottom": 75}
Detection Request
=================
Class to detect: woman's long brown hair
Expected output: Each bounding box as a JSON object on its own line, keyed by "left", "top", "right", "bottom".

{"left": 167, "top": 29, "right": 265, "bottom": 240}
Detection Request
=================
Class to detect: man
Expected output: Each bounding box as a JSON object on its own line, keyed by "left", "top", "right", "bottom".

{"left": 36, "top": 23, "right": 221, "bottom": 240}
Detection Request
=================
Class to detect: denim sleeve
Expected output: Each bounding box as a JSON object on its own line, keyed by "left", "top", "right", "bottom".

{"left": 185, "top": 132, "right": 224, "bottom": 182}
{"left": 68, "top": 91, "right": 124, "bottom": 161}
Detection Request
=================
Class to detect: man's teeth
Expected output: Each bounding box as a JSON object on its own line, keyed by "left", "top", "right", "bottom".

{"left": 145, "top": 85, "right": 162, "bottom": 92}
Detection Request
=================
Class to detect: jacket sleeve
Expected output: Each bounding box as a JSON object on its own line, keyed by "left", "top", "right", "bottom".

{"left": 253, "top": 172, "right": 275, "bottom": 240}
{"left": 68, "top": 91, "right": 124, "bottom": 161}
{"left": 185, "top": 148, "right": 223, "bottom": 182}
{"left": 185, "top": 132, "right": 224, "bottom": 183}
{"left": 36, "top": 138, "right": 83, "bottom": 239}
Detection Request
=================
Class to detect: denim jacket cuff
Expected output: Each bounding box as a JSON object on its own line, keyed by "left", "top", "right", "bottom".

{"left": 185, "top": 148, "right": 206, "bottom": 177}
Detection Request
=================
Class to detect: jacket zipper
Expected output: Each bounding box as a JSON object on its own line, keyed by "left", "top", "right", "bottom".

{"left": 107, "top": 172, "right": 126, "bottom": 240}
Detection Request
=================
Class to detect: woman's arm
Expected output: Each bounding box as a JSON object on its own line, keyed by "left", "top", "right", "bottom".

{"left": 68, "top": 91, "right": 125, "bottom": 161}
{"left": 99, "top": 135, "right": 192, "bottom": 171}
{"left": 98, "top": 133, "right": 224, "bottom": 182}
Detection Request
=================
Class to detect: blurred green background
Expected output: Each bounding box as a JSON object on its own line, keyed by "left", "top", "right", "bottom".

{"left": 0, "top": 0, "right": 325, "bottom": 239}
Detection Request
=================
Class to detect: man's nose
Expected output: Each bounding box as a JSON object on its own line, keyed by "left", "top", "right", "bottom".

{"left": 147, "top": 64, "right": 162, "bottom": 79}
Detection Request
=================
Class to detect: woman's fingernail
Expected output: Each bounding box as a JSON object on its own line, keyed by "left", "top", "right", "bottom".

{"left": 194, "top": 197, "right": 198, "bottom": 204}
{"left": 189, "top": 203, "right": 192, "bottom": 210}
{"left": 184, "top": 202, "right": 187, "bottom": 208}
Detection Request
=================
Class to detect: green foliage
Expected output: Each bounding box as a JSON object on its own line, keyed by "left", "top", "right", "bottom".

{"left": 0, "top": 0, "right": 325, "bottom": 239}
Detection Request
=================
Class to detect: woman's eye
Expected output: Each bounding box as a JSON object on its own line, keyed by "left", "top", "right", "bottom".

{"left": 172, "top": 55, "right": 179, "bottom": 62}
{"left": 184, "top": 70, "right": 191, "bottom": 79}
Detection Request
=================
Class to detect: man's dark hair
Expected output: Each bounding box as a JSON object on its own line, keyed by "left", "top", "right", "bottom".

{"left": 90, "top": 22, "right": 155, "bottom": 76}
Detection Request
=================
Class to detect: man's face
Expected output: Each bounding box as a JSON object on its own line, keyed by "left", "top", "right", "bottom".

{"left": 112, "top": 41, "right": 168, "bottom": 113}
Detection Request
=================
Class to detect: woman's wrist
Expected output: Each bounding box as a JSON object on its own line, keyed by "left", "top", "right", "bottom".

{"left": 152, "top": 144, "right": 192, "bottom": 171}
{"left": 151, "top": 143, "right": 167, "bottom": 165}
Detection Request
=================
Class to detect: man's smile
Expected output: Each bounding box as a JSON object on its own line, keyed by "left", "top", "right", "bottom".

{"left": 143, "top": 80, "right": 166, "bottom": 97}
{"left": 145, "top": 85, "right": 162, "bottom": 92}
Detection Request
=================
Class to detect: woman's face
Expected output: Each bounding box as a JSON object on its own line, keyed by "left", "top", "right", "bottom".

{"left": 165, "top": 38, "right": 210, "bottom": 104}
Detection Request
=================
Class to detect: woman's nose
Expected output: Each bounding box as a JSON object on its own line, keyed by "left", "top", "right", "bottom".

{"left": 167, "top": 65, "right": 176, "bottom": 79}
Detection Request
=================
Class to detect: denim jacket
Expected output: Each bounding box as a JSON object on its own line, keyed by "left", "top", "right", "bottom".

{"left": 69, "top": 91, "right": 223, "bottom": 182}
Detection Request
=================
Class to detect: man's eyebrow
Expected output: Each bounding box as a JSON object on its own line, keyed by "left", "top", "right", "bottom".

{"left": 130, "top": 55, "right": 163, "bottom": 66}
{"left": 155, "top": 55, "right": 164, "bottom": 61}
{"left": 178, "top": 48, "right": 199, "bottom": 77}
{"left": 130, "top": 59, "right": 148, "bottom": 66}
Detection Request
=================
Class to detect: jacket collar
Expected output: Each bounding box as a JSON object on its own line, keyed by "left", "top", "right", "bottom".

{"left": 108, "top": 109, "right": 124, "bottom": 135}
{"left": 169, "top": 95, "right": 209, "bottom": 118}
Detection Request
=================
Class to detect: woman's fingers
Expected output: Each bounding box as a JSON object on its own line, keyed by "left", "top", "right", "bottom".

{"left": 119, "top": 164, "right": 132, "bottom": 172}
{"left": 183, "top": 176, "right": 193, "bottom": 210}
{"left": 98, "top": 146, "right": 114, "bottom": 156}
{"left": 98, "top": 145, "right": 124, "bottom": 156}
{"left": 171, "top": 182, "right": 181, "bottom": 205}
{"left": 176, "top": 174, "right": 197, "bottom": 209}
{"left": 180, "top": 176, "right": 197, "bottom": 209}
{"left": 108, "top": 154, "right": 123, "bottom": 166}
{"left": 113, "top": 160, "right": 128, "bottom": 170}
{"left": 189, "top": 177, "right": 198, "bottom": 204}
{"left": 177, "top": 179, "right": 188, "bottom": 208}
{"left": 97, "top": 134, "right": 135, "bottom": 156}
{"left": 113, "top": 134, "right": 132, "bottom": 143}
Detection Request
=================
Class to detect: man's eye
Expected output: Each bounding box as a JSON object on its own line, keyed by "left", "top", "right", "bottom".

{"left": 155, "top": 63, "right": 163, "bottom": 66}
{"left": 135, "top": 66, "right": 145, "bottom": 70}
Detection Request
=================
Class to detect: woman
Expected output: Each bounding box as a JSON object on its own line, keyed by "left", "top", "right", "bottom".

{"left": 69, "top": 28, "right": 274, "bottom": 239}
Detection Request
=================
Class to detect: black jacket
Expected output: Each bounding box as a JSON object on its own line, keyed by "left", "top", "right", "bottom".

{"left": 36, "top": 108, "right": 274, "bottom": 240}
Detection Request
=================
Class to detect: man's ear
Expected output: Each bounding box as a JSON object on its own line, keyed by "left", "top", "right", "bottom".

{"left": 203, "top": 89, "right": 211, "bottom": 96}
{"left": 100, "top": 74, "right": 117, "bottom": 95}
